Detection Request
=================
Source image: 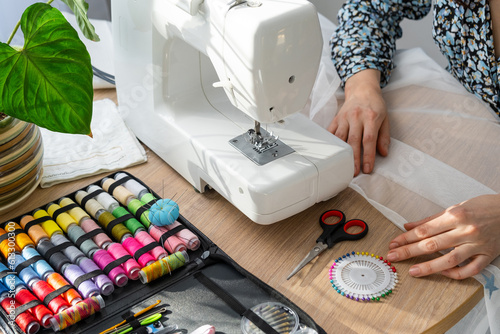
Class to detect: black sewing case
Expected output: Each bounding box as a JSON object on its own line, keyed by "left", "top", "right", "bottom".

{"left": 0, "top": 171, "right": 326, "bottom": 334}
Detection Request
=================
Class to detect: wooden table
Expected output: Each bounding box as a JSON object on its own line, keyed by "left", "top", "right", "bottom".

{"left": 0, "top": 88, "right": 484, "bottom": 333}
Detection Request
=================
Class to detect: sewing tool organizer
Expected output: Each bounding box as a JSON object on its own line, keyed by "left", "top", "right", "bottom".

{"left": 0, "top": 172, "right": 325, "bottom": 334}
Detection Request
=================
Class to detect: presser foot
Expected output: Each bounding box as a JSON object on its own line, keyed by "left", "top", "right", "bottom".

{"left": 229, "top": 127, "right": 295, "bottom": 166}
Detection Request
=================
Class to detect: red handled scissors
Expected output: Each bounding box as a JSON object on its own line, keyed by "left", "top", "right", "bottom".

{"left": 287, "top": 210, "right": 368, "bottom": 280}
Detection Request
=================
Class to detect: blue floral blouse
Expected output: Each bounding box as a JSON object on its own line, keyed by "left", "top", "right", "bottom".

{"left": 331, "top": 0, "right": 500, "bottom": 118}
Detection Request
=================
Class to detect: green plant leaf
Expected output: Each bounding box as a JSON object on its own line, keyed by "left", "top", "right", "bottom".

{"left": 0, "top": 3, "right": 93, "bottom": 135}
{"left": 60, "top": 0, "right": 100, "bottom": 42}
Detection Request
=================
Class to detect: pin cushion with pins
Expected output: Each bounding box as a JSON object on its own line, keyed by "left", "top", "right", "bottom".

{"left": 241, "top": 302, "right": 299, "bottom": 334}
{"left": 329, "top": 251, "right": 398, "bottom": 302}
{"left": 149, "top": 199, "right": 180, "bottom": 226}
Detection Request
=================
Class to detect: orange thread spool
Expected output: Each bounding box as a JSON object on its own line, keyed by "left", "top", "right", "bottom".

{"left": 20, "top": 215, "right": 49, "bottom": 245}
{"left": 11, "top": 223, "right": 35, "bottom": 250}
{"left": 0, "top": 226, "right": 21, "bottom": 259}
{"left": 46, "top": 273, "right": 82, "bottom": 305}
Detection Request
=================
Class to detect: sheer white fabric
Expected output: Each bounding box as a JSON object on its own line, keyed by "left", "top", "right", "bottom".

{"left": 307, "top": 14, "right": 500, "bottom": 334}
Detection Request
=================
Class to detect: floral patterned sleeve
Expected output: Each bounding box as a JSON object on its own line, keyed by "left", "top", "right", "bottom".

{"left": 331, "top": 0, "right": 432, "bottom": 88}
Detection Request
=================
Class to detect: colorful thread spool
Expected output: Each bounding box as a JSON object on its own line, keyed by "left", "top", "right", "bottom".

{"left": 46, "top": 203, "right": 77, "bottom": 233}
{"left": 58, "top": 197, "right": 89, "bottom": 224}
{"left": 50, "top": 295, "right": 105, "bottom": 332}
{"left": 46, "top": 273, "right": 82, "bottom": 305}
{"left": 107, "top": 242, "right": 140, "bottom": 280}
{"left": 92, "top": 249, "right": 128, "bottom": 287}
{"left": 2, "top": 222, "right": 35, "bottom": 251}
{"left": 139, "top": 251, "right": 189, "bottom": 284}
{"left": 101, "top": 177, "right": 135, "bottom": 206}
{"left": 114, "top": 172, "right": 149, "bottom": 199}
{"left": 66, "top": 224, "right": 99, "bottom": 258}
{"left": 159, "top": 222, "right": 199, "bottom": 251}
{"left": 96, "top": 210, "right": 132, "bottom": 243}
{"left": 36, "top": 240, "right": 70, "bottom": 273}
{"left": 50, "top": 233, "right": 85, "bottom": 264}
{"left": 15, "top": 287, "right": 54, "bottom": 328}
{"left": 21, "top": 247, "right": 53, "bottom": 280}
{"left": 87, "top": 185, "right": 120, "bottom": 212}
{"left": 79, "top": 218, "right": 112, "bottom": 249}
{"left": 101, "top": 178, "right": 151, "bottom": 228}
{"left": 88, "top": 185, "right": 144, "bottom": 235}
{"left": 0, "top": 262, "right": 26, "bottom": 291}
{"left": 13, "top": 254, "right": 40, "bottom": 286}
{"left": 135, "top": 231, "right": 168, "bottom": 260}
{"left": 20, "top": 215, "right": 49, "bottom": 245}
{"left": 148, "top": 225, "right": 187, "bottom": 253}
{"left": 0, "top": 281, "right": 8, "bottom": 298}
{"left": 76, "top": 190, "right": 132, "bottom": 242}
{"left": 0, "top": 226, "right": 21, "bottom": 259}
{"left": 121, "top": 236, "right": 155, "bottom": 267}
{"left": 76, "top": 257, "right": 114, "bottom": 296}
{"left": 62, "top": 264, "right": 100, "bottom": 299}
{"left": 32, "top": 209, "right": 63, "bottom": 238}
{"left": 30, "top": 279, "right": 70, "bottom": 314}
{"left": 1, "top": 297, "right": 40, "bottom": 334}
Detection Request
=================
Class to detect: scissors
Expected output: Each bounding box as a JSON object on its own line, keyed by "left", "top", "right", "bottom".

{"left": 287, "top": 209, "right": 368, "bottom": 280}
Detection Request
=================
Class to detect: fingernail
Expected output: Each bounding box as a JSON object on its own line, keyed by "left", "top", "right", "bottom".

{"left": 387, "top": 251, "right": 398, "bottom": 261}
{"left": 409, "top": 266, "right": 421, "bottom": 276}
{"left": 389, "top": 242, "right": 399, "bottom": 249}
{"left": 363, "top": 163, "right": 371, "bottom": 174}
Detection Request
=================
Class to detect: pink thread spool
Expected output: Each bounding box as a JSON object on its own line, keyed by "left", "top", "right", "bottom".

{"left": 166, "top": 221, "right": 200, "bottom": 250}
{"left": 135, "top": 230, "right": 168, "bottom": 260}
{"left": 106, "top": 243, "right": 141, "bottom": 280}
{"left": 92, "top": 249, "right": 128, "bottom": 287}
{"left": 121, "top": 236, "right": 155, "bottom": 267}
{"left": 148, "top": 225, "right": 186, "bottom": 253}
{"left": 80, "top": 217, "right": 112, "bottom": 249}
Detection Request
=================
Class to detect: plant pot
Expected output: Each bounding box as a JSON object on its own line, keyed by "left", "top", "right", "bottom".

{"left": 0, "top": 116, "right": 43, "bottom": 215}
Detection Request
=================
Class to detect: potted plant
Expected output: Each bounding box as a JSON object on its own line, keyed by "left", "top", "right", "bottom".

{"left": 0, "top": 0, "right": 98, "bottom": 213}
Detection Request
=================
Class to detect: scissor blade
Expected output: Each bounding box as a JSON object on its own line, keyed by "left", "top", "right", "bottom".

{"left": 287, "top": 242, "right": 328, "bottom": 280}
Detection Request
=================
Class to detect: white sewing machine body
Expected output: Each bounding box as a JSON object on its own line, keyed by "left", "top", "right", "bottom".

{"left": 111, "top": 0, "right": 353, "bottom": 224}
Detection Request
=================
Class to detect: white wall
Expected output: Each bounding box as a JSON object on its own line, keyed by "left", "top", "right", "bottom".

{"left": 310, "top": 0, "right": 448, "bottom": 68}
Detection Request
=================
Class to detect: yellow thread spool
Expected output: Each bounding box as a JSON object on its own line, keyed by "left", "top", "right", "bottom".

{"left": 32, "top": 209, "right": 63, "bottom": 238}
{"left": 59, "top": 197, "right": 89, "bottom": 224}
{"left": 47, "top": 203, "right": 77, "bottom": 233}
{"left": 98, "top": 211, "right": 131, "bottom": 242}
{"left": 20, "top": 215, "right": 49, "bottom": 245}
{"left": 101, "top": 178, "right": 134, "bottom": 206}
{"left": 12, "top": 223, "right": 34, "bottom": 250}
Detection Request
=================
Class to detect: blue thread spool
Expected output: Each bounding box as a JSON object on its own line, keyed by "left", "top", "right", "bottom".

{"left": 21, "top": 247, "right": 53, "bottom": 280}
{"left": 13, "top": 254, "right": 40, "bottom": 286}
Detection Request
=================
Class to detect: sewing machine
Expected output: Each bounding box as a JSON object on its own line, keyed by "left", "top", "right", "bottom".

{"left": 111, "top": 0, "right": 353, "bottom": 224}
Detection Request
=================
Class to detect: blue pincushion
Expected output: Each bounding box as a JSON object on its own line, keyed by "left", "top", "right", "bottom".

{"left": 149, "top": 199, "right": 179, "bottom": 226}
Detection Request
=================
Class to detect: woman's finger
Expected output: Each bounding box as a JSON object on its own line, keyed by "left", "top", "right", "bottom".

{"left": 387, "top": 226, "right": 465, "bottom": 263}
{"left": 440, "top": 254, "right": 492, "bottom": 280}
{"left": 407, "top": 245, "right": 476, "bottom": 277}
{"left": 389, "top": 212, "right": 454, "bottom": 250}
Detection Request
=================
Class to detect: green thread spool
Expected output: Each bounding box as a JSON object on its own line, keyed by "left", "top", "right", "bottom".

{"left": 112, "top": 207, "right": 144, "bottom": 235}
{"left": 97, "top": 211, "right": 131, "bottom": 242}
{"left": 138, "top": 251, "right": 188, "bottom": 284}
{"left": 127, "top": 199, "right": 151, "bottom": 228}
{"left": 140, "top": 192, "right": 156, "bottom": 204}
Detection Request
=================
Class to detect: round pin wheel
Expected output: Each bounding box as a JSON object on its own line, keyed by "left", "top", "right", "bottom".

{"left": 148, "top": 198, "right": 180, "bottom": 226}
{"left": 328, "top": 252, "right": 398, "bottom": 302}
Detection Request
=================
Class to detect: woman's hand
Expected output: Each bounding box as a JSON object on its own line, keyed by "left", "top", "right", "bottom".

{"left": 387, "top": 194, "right": 500, "bottom": 279}
{"left": 328, "top": 69, "right": 390, "bottom": 176}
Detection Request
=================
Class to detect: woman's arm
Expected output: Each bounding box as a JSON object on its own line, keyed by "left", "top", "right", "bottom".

{"left": 329, "top": 0, "right": 431, "bottom": 175}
